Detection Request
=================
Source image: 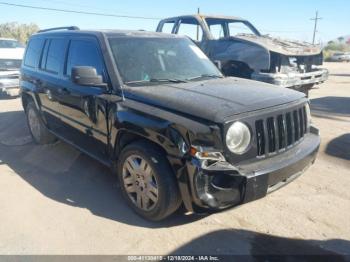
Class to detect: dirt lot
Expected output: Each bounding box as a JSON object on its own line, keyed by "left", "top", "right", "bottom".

{"left": 0, "top": 62, "right": 349, "bottom": 256}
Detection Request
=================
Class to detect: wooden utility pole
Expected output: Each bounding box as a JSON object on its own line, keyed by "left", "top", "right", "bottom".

{"left": 311, "top": 11, "right": 322, "bottom": 45}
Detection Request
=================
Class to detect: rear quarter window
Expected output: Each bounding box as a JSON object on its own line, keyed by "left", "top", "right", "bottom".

{"left": 160, "top": 22, "right": 176, "bottom": 33}
{"left": 24, "top": 38, "right": 44, "bottom": 68}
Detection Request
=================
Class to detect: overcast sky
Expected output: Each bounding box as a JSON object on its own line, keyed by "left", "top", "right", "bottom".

{"left": 0, "top": 0, "right": 348, "bottom": 43}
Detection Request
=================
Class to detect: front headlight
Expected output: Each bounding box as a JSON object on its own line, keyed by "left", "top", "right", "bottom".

{"left": 226, "top": 121, "right": 251, "bottom": 154}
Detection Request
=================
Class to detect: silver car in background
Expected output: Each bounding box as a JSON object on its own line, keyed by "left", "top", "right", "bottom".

{"left": 329, "top": 52, "right": 350, "bottom": 62}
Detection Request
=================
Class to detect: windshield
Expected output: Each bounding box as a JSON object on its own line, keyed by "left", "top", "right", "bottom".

{"left": 108, "top": 37, "right": 222, "bottom": 85}
{"left": 0, "top": 39, "right": 24, "bottom": 48}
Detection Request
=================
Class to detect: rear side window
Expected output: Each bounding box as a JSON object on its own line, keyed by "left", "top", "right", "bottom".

{"left": 177, "top": 19, "right": 203, "bottom": 42}
{"left": 160, "top": 22, "right": 175, "bottom": 33}
{"left": 66, "top": 39, "right": 104, "bottom": 77}
{"left": 43, "top": 38, "right": 67, "bottom": 74}
{"left": 24, "top": 38, "right": 44, "bottom": 68}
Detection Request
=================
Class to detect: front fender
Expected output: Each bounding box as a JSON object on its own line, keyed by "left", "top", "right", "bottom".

{"left": 20, "top": 69, "right": 43, "bottom": 111}
{"left": 111, "top": 99, "right": 223, "bottom": 158}
{"left": 210, "top": 39, "right": 270, "bottom": 72}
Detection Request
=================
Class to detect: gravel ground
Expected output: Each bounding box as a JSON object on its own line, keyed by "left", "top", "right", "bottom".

{"left": 0, "top": 62, "right": 349, "bottom": 256}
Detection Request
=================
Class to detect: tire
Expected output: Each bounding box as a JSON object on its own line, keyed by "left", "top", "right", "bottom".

{"left": 117, "top": 141, "right": 182, "bottom": 221}
{"left": 25, "top": 101, "right": 56, "bottom": 144}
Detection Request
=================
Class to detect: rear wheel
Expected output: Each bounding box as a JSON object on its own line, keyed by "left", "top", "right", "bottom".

{"left": 117, "top": 141, "right": 181, "bottom": 221}
{"left": 25, "top": 101, "right": 56, "bottom": 144}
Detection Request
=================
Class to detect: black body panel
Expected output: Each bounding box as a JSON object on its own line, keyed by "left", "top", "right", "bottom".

{"left": 122, "top": 77, "right": 304, "bottom": 123}
{"left": 20, "top": 29, "right": 320, "bottom": 214}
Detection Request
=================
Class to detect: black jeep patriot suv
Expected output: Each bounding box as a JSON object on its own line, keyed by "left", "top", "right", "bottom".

{"left": 20, "top": 27, "right": 320, "bottom": 221}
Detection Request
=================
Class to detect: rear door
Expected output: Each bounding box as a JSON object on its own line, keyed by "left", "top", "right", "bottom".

{"left": 36, "top": 37, "right": 69, "bottom": 132}
{"left": 56, "top": 37, "right": 110, "bottom": 162}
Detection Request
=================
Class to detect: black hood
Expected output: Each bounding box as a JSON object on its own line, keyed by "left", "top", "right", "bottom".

{"left": 123, "top": 77, "right": 305, "bottom": 123}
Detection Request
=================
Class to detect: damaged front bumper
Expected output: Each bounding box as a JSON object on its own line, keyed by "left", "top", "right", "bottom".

{"left": 180, "top": 128, "right": 320, "bottom": 212}
{"left": 0, "top": 71, "right": 20, "bottom": 96}
{"left": 251, "top": 68, "right": 328, "bottom": 89}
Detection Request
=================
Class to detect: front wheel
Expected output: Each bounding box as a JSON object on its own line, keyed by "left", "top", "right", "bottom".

{"left": 117, "top": 141, "right": 182, "bottom": 221}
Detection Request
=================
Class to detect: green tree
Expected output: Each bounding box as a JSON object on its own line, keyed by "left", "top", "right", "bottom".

{"left": 337, "top": 36, "right": 345, "bottom": 43}
{"left": 0, "top": 22, "right": 39, "bottom": 44}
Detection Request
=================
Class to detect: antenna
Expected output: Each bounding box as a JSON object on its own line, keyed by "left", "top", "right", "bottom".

{"left": 196, "top": 7, "right": 200, "bottom": 41}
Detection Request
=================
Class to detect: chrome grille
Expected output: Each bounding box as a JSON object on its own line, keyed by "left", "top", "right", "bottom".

{"left": 255, "top": 104, "right": 308, "bottom": 157}
{"left": 0, "top": 59, "right": 22, "bottom": 70}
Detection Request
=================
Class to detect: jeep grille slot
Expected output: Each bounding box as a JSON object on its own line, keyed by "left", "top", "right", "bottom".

{"left": 255, "top": 105, "right": 308, "bottom": 157}
{"left": 267, "top": 117, "right": 276, "bottom": 153}
{"left": 302, "top": 106, "right": 307, "bottom": 134}
{"left": 293, "top": 110, "right": 300, "bottom": 141}
{"left": 255, "top": 120, "right": 265, "bottom": 156}
{"left": 286, "top": 113, "right": 293, "bottom": 146}
{"left": 277, "top": 115, "right": 286, "bottom": 149}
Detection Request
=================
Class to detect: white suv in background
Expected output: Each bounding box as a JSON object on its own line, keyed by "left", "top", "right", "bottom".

{"left": 330, "top": 52, "right": 350, "bottom": 62}
{"left": 0, "top": 38, "right": 25, "bottom": 97}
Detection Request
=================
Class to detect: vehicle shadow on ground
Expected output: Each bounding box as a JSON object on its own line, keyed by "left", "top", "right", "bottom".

{"left": 325, "top": 133, "right": 350, "bottom": 161}
{"left": 330, "top": 73, "right": 350, "bottom": 77}
{"left": 168, "top": 229, "right": 350, "bottom": 258}
{"left": 310, "top": 96, "right": 350, "bottom": 119}
{"left": 0, "top": 110, "right": 205, "bottom": 228}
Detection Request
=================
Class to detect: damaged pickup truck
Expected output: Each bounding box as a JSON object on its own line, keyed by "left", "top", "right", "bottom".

{"left": 157, "top": 14, "right": 328, "bottom": 95}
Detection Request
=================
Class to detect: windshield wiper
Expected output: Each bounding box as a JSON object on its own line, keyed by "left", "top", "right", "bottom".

{"left": 125, "top": 78, "right": 187, "bottom": 85}
{"left": 149, "top": 78, "right": 187, "bottom": 83}
{"left": 186, "top": 74, "right": 223, "bottom": 81}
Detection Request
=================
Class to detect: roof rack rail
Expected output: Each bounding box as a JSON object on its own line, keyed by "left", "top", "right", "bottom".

{"left": 38, "top": 26, "right": 80, "bottom": 33}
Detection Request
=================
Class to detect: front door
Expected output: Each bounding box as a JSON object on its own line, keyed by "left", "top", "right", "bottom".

{"left": 56, "top": 37, "right": 111, "bottom": 162}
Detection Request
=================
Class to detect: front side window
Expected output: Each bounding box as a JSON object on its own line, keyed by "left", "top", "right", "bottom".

{"left": 108, "top": 37, "right": 221, "bottom": 85}
{"left": 24, "top": 38, "right": 44, "bottom": 68}
{"left": 228, "top": 21, "right": 258, "bottom": 36}
{"left": 160, "top": 22, "right": 175, "bottom": 34}
{"left": 205, "top": 18, "right": 260, "bottom": 38}
{"left": 66, "top": 39, "right": 104, "bottom": 77}
{"left": 208, "top": 24, "right": 225, "bottom": 40}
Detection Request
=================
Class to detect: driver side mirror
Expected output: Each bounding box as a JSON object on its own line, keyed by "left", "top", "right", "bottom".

{"left": 71, "top": 66, "right": 106, "bottom": 87}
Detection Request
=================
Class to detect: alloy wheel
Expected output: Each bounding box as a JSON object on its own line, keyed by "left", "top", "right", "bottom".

{"left": 122, "top": 154, "right": 159, "bottom": 211}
